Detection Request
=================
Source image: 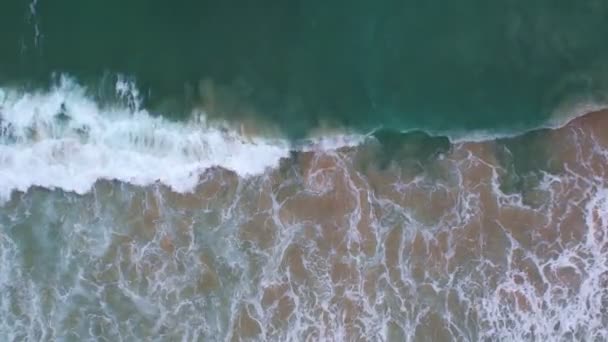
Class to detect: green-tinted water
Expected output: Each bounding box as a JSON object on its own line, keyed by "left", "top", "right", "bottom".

{"left": 2, "top": 0, "right": 608, "bottom": 136}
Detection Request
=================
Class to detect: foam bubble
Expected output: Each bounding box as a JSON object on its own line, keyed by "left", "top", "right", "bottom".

{"left": 0, "top": 76, "right": 364, "bottom": 202}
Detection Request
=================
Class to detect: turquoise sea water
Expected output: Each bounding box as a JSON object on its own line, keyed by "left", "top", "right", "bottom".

{"left": 2, "top": 1, "right": 608, "bottom": 341}
{"left": 3, "top": 0, "right": 608, "bottom": 135}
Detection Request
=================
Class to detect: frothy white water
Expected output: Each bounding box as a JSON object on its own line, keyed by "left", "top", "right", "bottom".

{"left": 1, "top": 116, "right": 608, "bottom": 341}
{"left": 2, "top": 75, "right": 603, "bottom": 204}
{"left": 0, "top": 77, "right": 364, "bottom": 202}
{"left": 3, "top": 76, "right": 608, "bottom": 341}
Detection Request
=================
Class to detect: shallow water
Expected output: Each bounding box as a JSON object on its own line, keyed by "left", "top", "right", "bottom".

{"left": 2, "top": 91, "right": 608, "bottom": 340}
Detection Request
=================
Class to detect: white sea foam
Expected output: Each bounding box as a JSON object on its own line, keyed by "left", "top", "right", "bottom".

{"left": 2, "top": 103, "right": 608, "bottom": 340}
{"left": 3, "top": 75, "right": 605, "bottom": 203}
{"left": 0, "top": 76, "right": 364, "bottom": 202}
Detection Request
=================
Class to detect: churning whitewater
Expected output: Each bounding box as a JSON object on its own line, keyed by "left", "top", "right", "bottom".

{"left": 1, "top": 79, "right": 608, "bottom": 340}
{"left": 0, "top": 77, "right": 368, "bottom": 202}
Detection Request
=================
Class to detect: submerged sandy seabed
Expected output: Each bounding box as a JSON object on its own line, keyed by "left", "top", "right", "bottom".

{"left": 2, "top": 110, "right": 608, "bottom": 341}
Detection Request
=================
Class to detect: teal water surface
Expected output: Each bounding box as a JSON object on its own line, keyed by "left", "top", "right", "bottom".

{"left": 2, "top": 0, "right": 608, "bottom": 136}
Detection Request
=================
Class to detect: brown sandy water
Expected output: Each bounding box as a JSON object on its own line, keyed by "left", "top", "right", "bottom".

{"left": 2, "top": 111, "right": 608, "bottom": 341}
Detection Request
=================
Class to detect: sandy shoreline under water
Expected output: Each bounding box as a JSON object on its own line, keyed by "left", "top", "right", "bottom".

{"left": 2, "top": 109, "right": 608, "bottom": 340}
